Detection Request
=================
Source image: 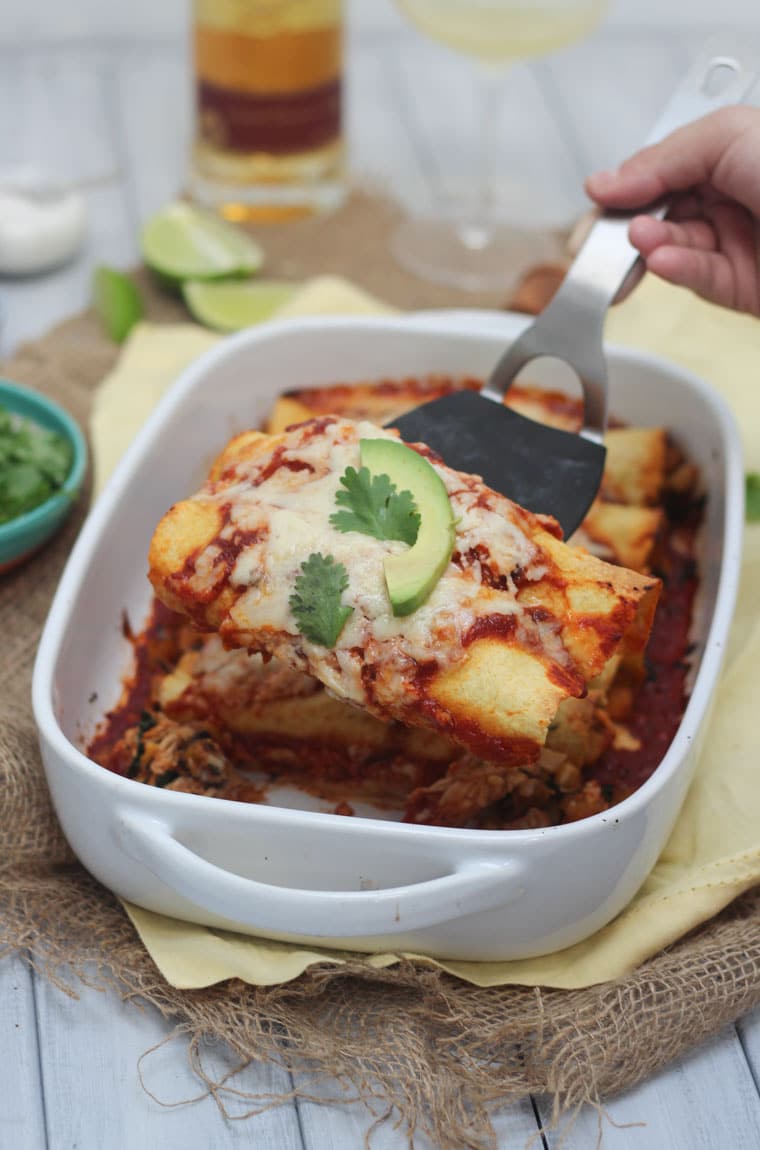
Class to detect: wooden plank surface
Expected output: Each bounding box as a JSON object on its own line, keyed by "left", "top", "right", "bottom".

{"left": 1, "top": 6, "right": 760, "bottom": 1148}
{"left": 293, "top": 1072, "right": 544, "bottom": 1148}
{"left": 738, "top": 1006, "right": 760, "bottom": 1092}
{"left": 33, "top": 972, "right": 305, "bottom": 1150}
{"left": 539, "top": 1025, "right": 760, "bottom": 1149}
{"left": 0, "top": 956, "right": 47, "bottom": 1150}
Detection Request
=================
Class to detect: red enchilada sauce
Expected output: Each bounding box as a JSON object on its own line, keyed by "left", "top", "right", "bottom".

{"left": 592, "top": 514, "right": 701, "bottom": 800}
{"left": 87, "top": 601, "right": 185, "bottom": 771}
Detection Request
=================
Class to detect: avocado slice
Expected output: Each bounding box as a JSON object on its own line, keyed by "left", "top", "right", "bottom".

{"left": 360, "top": 437, "right": 456, "bottom": 617}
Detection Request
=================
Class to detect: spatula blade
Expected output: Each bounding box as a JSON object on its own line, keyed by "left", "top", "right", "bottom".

{"left": 390, "top": 390, "right": 605, "bottom": 538}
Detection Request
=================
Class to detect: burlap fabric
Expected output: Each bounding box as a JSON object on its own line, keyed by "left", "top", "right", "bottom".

{"left": 2, "top": 195, "right": 760, "bottom": 1149}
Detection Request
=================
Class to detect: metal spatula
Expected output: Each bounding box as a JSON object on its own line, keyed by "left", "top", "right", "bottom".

{"left": 392, "top": 50, "right": 758, "bottom": 538}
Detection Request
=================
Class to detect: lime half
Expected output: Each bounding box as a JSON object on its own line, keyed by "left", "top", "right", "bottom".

{"left": 93, "top": 266, "right": 143, "bottom": 344}
{"left": 182, "top": 278, "right": 298, "bottom": 332}
{"left": 140, "top": 202, "right": 264, "bottom": 283}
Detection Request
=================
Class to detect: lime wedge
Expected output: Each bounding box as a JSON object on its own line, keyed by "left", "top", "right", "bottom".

{"left": 140, "top": 202, "right": 264, "bottom": 283}
{"left": 182, "top": 279, "right": 299, "bottom": 332}
{"left": 92, "top": 266, "right": 143, "bottom": 344}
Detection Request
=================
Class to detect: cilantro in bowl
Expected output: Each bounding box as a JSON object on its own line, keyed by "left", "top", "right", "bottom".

{"left": 0, "top": 403, "right": 74, "bottom": 525}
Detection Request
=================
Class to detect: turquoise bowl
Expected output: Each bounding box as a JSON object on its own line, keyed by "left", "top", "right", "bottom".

{"left": 0, "top": 379, "right": 88, "bottom": 573}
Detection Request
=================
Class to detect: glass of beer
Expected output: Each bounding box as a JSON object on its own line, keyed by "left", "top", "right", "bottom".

{"left": 392, "top": 0, "right": 608, "bottom": 290}
{"left": 190, "top": 0, "right": 346, "bottom": 223}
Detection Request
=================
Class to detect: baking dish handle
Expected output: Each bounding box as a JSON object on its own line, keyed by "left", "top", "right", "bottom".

{"left": 116, "top": 813, "right": 526, "bottom": 937}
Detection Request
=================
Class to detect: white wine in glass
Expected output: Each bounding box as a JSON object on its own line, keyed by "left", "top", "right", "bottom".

{"left": 391, "top": 0, "right": 608, "bottom": 291}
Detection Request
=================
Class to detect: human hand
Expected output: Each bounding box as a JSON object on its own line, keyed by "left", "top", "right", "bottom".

{"left": 585, "top": 106, "right": 760, "bottom": 315}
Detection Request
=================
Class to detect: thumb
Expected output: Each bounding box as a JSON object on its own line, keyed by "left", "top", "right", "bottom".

{"left": 586, "top": 106, "right": 760, "bottom": 215}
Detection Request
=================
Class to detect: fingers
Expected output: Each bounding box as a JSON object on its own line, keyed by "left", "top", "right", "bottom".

{"left": 628, "top": 215, "right": 717, "bottom": 257}
{"left": 585, "top": 106, "right": 760, "bottom": 314}
{"left": 645, "top": 246, "right": 737, "bottom": 310}
{"left": 585, "top": 106, "right": 760, "bottom": 211}
{"left": 708, "top": 201, "right": 760, "bottom": 314}
{"left": 644, "top": 239, "right": 759, "bottom": 316}
{"left": 613, "top": 213, "right": 717, "bottom": 304}
{"left": 626, "top": 201, "right": 760, "bottom": 314}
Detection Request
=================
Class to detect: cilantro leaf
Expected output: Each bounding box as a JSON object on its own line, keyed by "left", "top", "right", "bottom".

{"left": 289, "top": 552, "right": 354, "bottom": 647}
{"left": 30, "top": 428, "right": 73, "bottom": 486}
{"left": 747, "top": 473, "right": 760, "bottom": 523}
{"left": 0, "top": 404, "right": 73, "bottom": 525}
{"left": 330, "top": 466, "right": 420, "bottom": 545}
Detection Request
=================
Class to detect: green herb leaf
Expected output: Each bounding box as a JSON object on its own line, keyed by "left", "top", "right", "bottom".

{"left": 746, "top": 473, "right": 760, "bottom": 523}
{"left": 154, "top": 769, "right": 179, "bottom": 788}
{"left": 0, "top": 404, "right": 73, "bottom": 525}
{"left": 330, "top": 466, "right": 420, "bottom": 545}
{"left": 32, "top": 429, "right": 73, "bottom": 486}
{"left": 126, "top": 711, "right": 157, "bottom": 779}
{"left": 289, "top": 552, "right": 354, "bottom": 647}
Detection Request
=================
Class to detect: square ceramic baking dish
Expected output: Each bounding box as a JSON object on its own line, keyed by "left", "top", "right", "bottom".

{"left": 32, "top": 312, "right": 743, "bottom": 962}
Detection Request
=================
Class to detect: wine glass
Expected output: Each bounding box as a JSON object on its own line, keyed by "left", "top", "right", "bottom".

{"left": 391, "top": 0, "right": 608, "bottom": 292}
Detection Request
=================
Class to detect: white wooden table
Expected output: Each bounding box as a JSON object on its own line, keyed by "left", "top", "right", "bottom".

{"left": 2, "top": 3, "right": 760, "bottom": 1146}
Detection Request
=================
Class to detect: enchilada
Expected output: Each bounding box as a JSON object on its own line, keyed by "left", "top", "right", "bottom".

{"left": 148, "top": 415, "right": 659, "bottom": 766}
{"left": 90, "top": 374, "right": 699, "bottom": 830}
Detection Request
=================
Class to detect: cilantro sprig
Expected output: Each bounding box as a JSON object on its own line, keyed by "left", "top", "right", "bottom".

{"left": 0, "top": 404, "right": 73, "bottom": 525}
{"left": 289, "top": 552, "right": 354, "bottom": 647}
{"left": 746, "top": 473, "right": 760, "bottom": 523}
{"left": 329, "top": 466, "right": 420, "bottom": 545}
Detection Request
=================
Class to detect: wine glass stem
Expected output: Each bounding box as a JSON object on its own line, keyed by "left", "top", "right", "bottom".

{"left": 459, "top": 62, "right": 507, "bottom": 252}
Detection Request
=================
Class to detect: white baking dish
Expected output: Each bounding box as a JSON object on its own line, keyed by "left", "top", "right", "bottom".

{"left": 32, "top": 313, "right": 743, "bottom": 962}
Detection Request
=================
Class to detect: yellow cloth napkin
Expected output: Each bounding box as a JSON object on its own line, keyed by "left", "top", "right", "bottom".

{"left": 92, "top": 273, "right": 760, "bottom": 990}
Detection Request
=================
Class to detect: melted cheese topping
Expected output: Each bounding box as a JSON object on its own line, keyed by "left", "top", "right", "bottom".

{"left": 185, "top": 419, "right": 551, "bottom": 708}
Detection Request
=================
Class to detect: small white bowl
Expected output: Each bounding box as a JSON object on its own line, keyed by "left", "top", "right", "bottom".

{"left": 31, "top": 312, "right": 743, "bottom": 962}
{"left": 0, "top": 167, "right": 86, "bottom": 275}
